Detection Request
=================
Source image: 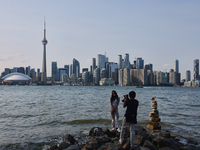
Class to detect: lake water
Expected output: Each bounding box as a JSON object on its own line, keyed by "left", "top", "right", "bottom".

{"left": 0, "top": 86, "right": 200, "bottom": 149}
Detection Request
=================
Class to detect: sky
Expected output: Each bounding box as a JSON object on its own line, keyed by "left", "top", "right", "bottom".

{"left": 0, "top": 1, "right": 200, "bottom": 79}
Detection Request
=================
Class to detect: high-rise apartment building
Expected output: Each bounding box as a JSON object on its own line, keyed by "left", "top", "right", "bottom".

{"left": 52, "top": 62, "right": 57, "bottom": 82}
{"left": 93, "top": 68, "right": 100, "bottom": 85}
{"left": 82, "top": 71, "right": 89, "bottom": 84}
{"left": 118, "top": 55, "right": 122, "bottom": 69}
{"left": 136, "top": 58, "right": 144, "bottom": 69}
{"left": 71, "top": 74, "right": 77, "bottom": 84}
{"left": 133, "top": 60, "right": 136, "bottom": 69}
{"left": 13, "top": 67, "right": 19, "bottom": 73}
{"left": 92, "top": 58, "right": 96, "bottom": 73}
{"left": 194, "top": 59, "right": 199, "bottom": 80}
{"left": 123, "top": 68, "right": 130, "bottom": 86}
{"left": 64, "top": 65, "right": 69, "bottom": 75}
{"left": 147, "top": 70, "right": 154, "bottom": 85}
{"left": 4, "top": 68, "right": 10, "bottom": 75}
{"left": 70, "top": 64, "right": 72, "bottom": 77}
{"left": 72, "top": 58, "right": 80, "bottom": 78}
{"left": 186, "top": 70, "right": 191, "bottom": 82}
{"left": 124, "top": 53, "right": 130, "bottom": 68}
{"left": 100, "top": 68, "right": 107, "bottom": 79}
{"left": 19, "top": 67, "right": 25, "bottom": 74}
{"left": 36, "top": 68, "right": 41, "bottom": 82}
{"left": 155, "top": 71, "right": 163, "bottom": 85}
{"left": 59, "top": 68, "right": 67, "bottom": 81}
{"left": 25, "top": 66, "right": 30, "bottom": 77}
{"left": 114, "top": 68, "right": 118, "bottom": 85}
{"left": 62, "top": 73, "right": 68, "bottom": 83}
{"left": 130, "top": 69, "right": 147, "bottom": 85}
{"left": 173, "top": 59, "right": 179, "bottom": 73}
{"left": 144, "top": 63, "right": 153, "bottom": 71}
{"left": 118, "top": 69, "right": 123, "bottom": 86}
{"left": 97, "top": 54, "right": 105, "bottom": 71}
{"left": 82, "top": 68, "right": 88, "bottom": 73}
{"left": 169, "top": 69, "right": 176, "bottom": 85}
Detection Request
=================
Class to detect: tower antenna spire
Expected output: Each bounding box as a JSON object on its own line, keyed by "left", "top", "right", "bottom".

{"left": 44, "top": 17, "right": 46, "bottom": 29}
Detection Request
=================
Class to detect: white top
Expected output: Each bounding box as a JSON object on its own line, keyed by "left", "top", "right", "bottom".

{"left": 112, "top": 99, "right": 118, "bottom": 107}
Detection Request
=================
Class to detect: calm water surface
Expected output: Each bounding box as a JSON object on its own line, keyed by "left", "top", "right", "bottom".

{"left": 0, "top": 86, "right": 199, "bottom": 149}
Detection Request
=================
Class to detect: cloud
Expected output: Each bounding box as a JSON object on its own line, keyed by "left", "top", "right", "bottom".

{"left": 87, "top": 58, "right": 91, "bottom": 62}
{"left": 163, "top": 64, "right": 169, "bottom": 67}
{"left": 15, "top": 53, "right": 22, "bottom": 57}
{"left": 0, "top": 53, "right": 24, "bottom": 62}
{"left": 0, "top": 54, "right": 13, "bottom": 61}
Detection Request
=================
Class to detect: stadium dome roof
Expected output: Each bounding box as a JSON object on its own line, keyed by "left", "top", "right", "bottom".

{"left": 1, "top": 72, "right": 31, "bottom": 81}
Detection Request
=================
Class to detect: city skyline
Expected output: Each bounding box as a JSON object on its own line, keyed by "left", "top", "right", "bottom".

{"left": 0, "top": 1, "right": 200, "bottom": 79}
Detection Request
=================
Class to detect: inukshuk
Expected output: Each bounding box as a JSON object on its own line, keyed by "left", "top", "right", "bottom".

{"left": 146, "top": 96, "right": 161, "bottom": 130}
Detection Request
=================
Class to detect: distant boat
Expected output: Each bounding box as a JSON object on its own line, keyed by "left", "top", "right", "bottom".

{"left": 136, "top": 85, "right": 143, "bottom": 88}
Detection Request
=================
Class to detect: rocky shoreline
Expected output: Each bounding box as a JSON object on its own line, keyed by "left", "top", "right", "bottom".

{"left": 48, "top": 126, "right": 199, "bottom": 150}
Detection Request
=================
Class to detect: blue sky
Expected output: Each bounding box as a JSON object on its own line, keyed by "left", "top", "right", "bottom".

{"left": 0, "top": 1, "right": 200, "bottom": 79}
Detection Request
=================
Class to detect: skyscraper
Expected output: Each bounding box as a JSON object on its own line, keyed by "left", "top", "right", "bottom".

{"left": 123, "top": 68, "right": 130, "bottom": 86}
{"left": 70, "top": 64, "right": 72, "bottom": 77}
{"left": 72, "top": 58, "right": 80, "bottom": 78}
{"left": 93, "top": 68, "right": 100, "bottom": 84}
{"left": 92, "top": 58, "right": 96, "bottom": 73}
{"left": 97, "top": 54, "right": 105, "bottom": 71}
{"left": 173, "top": 59, "right": 179, "bottom": 73}
{"left": 194, "top": 59, "right": 199, "bottom": 80}
{"left": 144, "top": 64, "right": 153, "bottom": 71}
{"left": 136, "top": 58, "right": 144, "bottom": 69}
{"left": 186, "top": 70, "right": 191, "bottom": 82}
{"left": 82, "top": 71, "right": 89, "bottom": 84}
{"left": 118, "top": 69, "right": 123, "bottom": 86}
{"left": 124, "top": 53, "right": 129, "bottom": 68}
{"left": 25, "top": 66, "right": 30, "bottom": 77}
{"left": 118, "top": 55, "right": 122, "bottom": 69}
{"left": 52, "top": 62, "right": 57, "bottom": 81}
{"left": 64, "top": 65, "right": 69, "bottom": 75}
{"left": 169, "top": 69, "right": 176, "bottom": 85}
{"left": 41, "top": 20, "right": 48, "bottom": 84}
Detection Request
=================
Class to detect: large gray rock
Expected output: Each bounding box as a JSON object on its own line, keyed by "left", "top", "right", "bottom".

{"left": 99, "top": 136, "right": 111, "bottom": 143}
{"left": 158, "top": 132, "right": 170, "bottom": 138}
{"left": 89, "top": 139, "right": 99, "bottom": 149}
{"left": 63, "top": 134, "right": 76, "bottom": 145}
{"left": 83, "top": 139, "right": 99, "bottom": 150}
{"left": 104, "top": 128, "right": 117, "bottom": 137}
{"left": 104, "top": 142, "right": 121, "bottom": 150}
{"left": 164, "top": 138, "right": 184, "bottom": 150}
{"left": 111, "top": 137, "right": 119, "bottom": 143}
{"left": 139, "top": 146, "right": 151, "bottom": 150}
{"left": 146, "top": 134, "right": 155, "bottom": 142}
{"left": 178, "top": 145, "right": 200, "bottom": 150}
{"left": 158, "top": 147, "right": 173, "bottom": 150}
{"left": 137, "top": 130, "right": 148, "bottom": 138}
{"left": 143, "top": 140, "right": 157, "bottom": 150}
{"left": 134, "top": 135, "right": 145, "bottom": 146}
{"left": 122, "top": 140, "right": 130, "bottom": 150}
{"left": 135, "top": 126, "right": 147, "bottom": 135}
{"left": 152, "top": 136, "right": 165, "bottom": 147}
{"left": 49, "top": 145, "right": 58, "bottom": 150}
{"left": 89, "top": 127, "right": 104, "bottom": 136}
{"left": 63, "top": 145, "right": 79, "bottom": 150}
{"left": 58, "top": 142, "right": 70, "bottom": 150}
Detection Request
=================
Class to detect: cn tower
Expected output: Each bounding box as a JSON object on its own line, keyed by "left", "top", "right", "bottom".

{"left": 41, "top": 19, "right": 48, "bottom": 84}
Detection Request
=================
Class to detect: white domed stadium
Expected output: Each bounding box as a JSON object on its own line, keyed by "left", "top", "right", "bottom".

{"left": 1, "top": 72, "right": 31, "bottom": 84}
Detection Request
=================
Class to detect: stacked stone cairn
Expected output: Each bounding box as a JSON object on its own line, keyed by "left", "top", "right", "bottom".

{"left": 147, "top": 96, "right": 161, "bottom": 130}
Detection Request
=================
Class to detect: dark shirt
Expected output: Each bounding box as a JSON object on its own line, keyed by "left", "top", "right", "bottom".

{"left": 124, "top": 99, "right": 139, "bottom": 124}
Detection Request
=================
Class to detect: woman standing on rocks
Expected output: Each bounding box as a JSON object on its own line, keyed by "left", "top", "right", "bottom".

{"left": 110, "top": 90, "right": 121, "bottom": 132}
